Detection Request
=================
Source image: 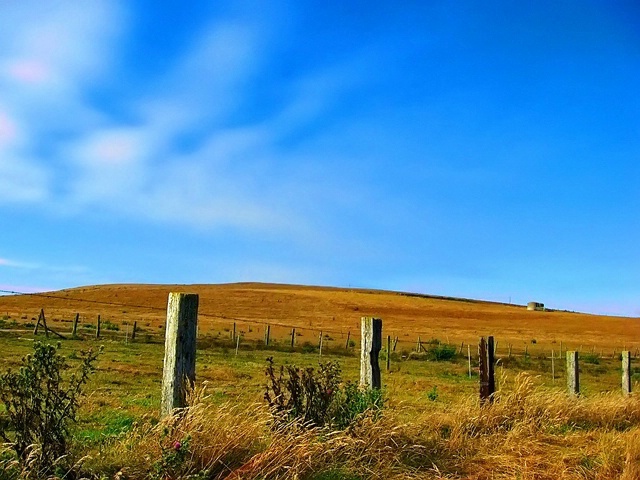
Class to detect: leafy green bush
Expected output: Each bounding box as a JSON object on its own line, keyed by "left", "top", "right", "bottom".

{"left": 0, "top": 342, "right": 101, "bottom": 475}
{"left": 264, "top": 358, "right": 383, "bottom": 430}
{"left": 582, "top": 353, "right": 600, "bottom": 365}
{"left": 426, "top": 343, "right": 457, "bottom": 361}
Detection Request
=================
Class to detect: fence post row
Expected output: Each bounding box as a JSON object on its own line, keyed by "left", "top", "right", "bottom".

{"left": 566, "top": 351, "right": 579, "bottom": 395}
{"left": 161, "top": 292, "right": 199, "bottom": 416}
{"left": 479, "top": 336, "right": 496, "bottom": 404}
{"left": 360, "top": 316, "right": 382, "bottom": 390}
{"left": 622, "top": 351, "right": 632, "bottom": 396}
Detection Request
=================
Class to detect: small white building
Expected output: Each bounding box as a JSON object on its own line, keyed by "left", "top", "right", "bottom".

{"left": 527, "top": 302, "right": 545, "bottom": 311}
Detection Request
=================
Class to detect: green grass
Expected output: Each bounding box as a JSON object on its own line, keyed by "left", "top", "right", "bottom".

{"left": 0, "top": 334, "right": 637, "bottom": 479}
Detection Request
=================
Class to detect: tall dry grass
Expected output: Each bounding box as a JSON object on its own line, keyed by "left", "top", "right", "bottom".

{"left": 75, "top": 375, "right": 640, "bottom": 479}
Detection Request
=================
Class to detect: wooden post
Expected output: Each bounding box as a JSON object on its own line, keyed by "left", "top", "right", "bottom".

{"left": 393, "top": 336, "right": 398, "bottom": 352}
{"left": 417, "top": 336, "right": 422, "bottom": 353}
{"left": 232, "top": 322, "right": 236, "bottom": 342}
{"left": 468, "top": 344, "right": 472, "bottom": 378}
{"left": 318, "top": 331, "right": 323, "bottom": 350}
{"left": 551, "top": 350, "right": 555, "bottom": 383}
{"left": 459, "top": 341, "right": 464, "bottom": 355}
{"left": 72, "top": 313, "right": 79, "bottom": 337}
{"left": 235, "top": 335, "right": 240, "bottom": 356}
{"left": 264, "top": 325, "right": 270, "bottom": 346}
{"left": 386, "top": 335, "right": 391, "bottom": 371}
{"left": 566, "top": 351, "right": 579, "bottom": 395}
{"left": 161, "top": 292, "right": 199, "bottom": 416}
{"left": 479, "top": 336, "right": 495, "bottom": 403}
{"left": 345, "top": 331, "right": 351, "bottom": 349}
{"left": 487, "top": 336, "right": 495, "bottom": 396}
{"left": 96, "top": 315, "right": 101, "bottom": 339}
{"left": 508, "top": 344, "right": 512, "bottom": 358}
{"left": 622, "top": 351, "right": 632, "bottom": 395}
{"left": 34, "top": 308, "right": 49, "bottom": 337}
{"left": 132, "top": 321, "right": 137, "bottom": 341}
{"left": 360, "top": 317, "right": 382, "bottom": 389}
{"left": 291, "top": 328, "right": 296, "bottom": 348}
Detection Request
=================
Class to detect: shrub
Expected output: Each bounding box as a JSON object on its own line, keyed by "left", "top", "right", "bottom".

{"left": 582, "top": 353, "right": 601, "bottom": 365}
{"left": 0, "top": 341, "right": 101, "bottom": 475}
{"left": 264, "top": 358, "right": 383, "bottom": 430}
{"left": 426, "top": 343, "right": 457, "bottom": 361}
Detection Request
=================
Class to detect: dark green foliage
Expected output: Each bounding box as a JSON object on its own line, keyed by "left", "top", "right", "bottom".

{"left": 0, "top": 342, "right": 101, "bottom": 475}
{"left": 582, "top": 353, "right": 600, "bottom": 365}
{"left": 151, "top": 432, "right": 192, "bottom": 480}
{"left": 264, "top": 357, "right": 383, "bottom": 430}
{"left": 330, "top": 381, "right": 384, "bottom": 430}
{"left": 426, "top": 343, "right": 457, "bottom": 361}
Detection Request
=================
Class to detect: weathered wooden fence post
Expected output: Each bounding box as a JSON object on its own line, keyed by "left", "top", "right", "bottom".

{"left": 235, "top": 335, "right": 240, "bottom": 356}
{"left": 96, "top": 315, "right": 101, "bottom": 339}
{"left": 386, "top": 335, "right": 391, "bottom": 371}
{"left": 72, "top": 313, "right": 79, "bottom": 337}
{"left": 622, "top": 350, "right": 632, "bottom": 395}
{"left": 566, "top": 351, "right": 579, "bottom": 395}
{"left": 34, "top": 308, "right": 49, "bottom": 337}
{"left": 393, "top": 336, "right": 398, "bottom": 352}
{"left": 479, "top": 336, "right": 496, "bottom": 403}
{"left": 161, "top": 292, "right": 199, "bottom": 416}
{"left": 232, "top": 322, "right": 236, "bottom": 342}
{"left": 467, "top": 344, "right": 472, "bottom": 378}
{"left": 132, "top": 321, "right": 137, "bottom": 341}
{"left": 345, "top": 331, "right": 351, "bottom": 349}
{"left": 290, "top": 328, "right": 296, "bottom": 348}
{"left": 264, "top": 324, "right": 270, "bottom": 346}
{"left": 551, "top": 350, "right": 555, "bottom": 383}
{"left": 360, "top": 317, "right": 382, "bottom": 389}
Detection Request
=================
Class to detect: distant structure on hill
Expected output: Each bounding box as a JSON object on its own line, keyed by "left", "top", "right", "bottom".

{"left": 527, "top": 302, "right": 545, "bottom": 311}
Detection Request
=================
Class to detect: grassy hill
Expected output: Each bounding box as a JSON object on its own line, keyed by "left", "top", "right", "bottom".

{"left": 0, "top": 282, "right": 638, "bottom": 353}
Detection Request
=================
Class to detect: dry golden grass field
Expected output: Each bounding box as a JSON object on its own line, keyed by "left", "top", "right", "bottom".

{"left": 2, "top": 283, "right": 640, "bottom": 479}
{"left": 0, "top": 282, "right": 638, "bottom": 355}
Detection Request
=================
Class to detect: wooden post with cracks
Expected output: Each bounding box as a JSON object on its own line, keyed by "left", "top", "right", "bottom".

{"left": 566, "top": 351, "right": 579, "bottom": 395}
{"left": 360, "top": 317, "right": 382, "bottom": 390}
{"left": 622, "top": 351, "right": 632, "bottom": 396}
{"left": 479, "top": 336, "right": 496, "bottom": 404}
{"left": 161, "top": 292, "right": 199, "bottom": 416}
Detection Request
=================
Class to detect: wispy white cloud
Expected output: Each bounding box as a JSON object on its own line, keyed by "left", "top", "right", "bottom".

{"left": 0, "top": 2, "right": 374, "bottom": 241}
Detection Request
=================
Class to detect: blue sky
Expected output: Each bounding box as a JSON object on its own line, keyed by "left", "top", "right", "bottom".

{"left": 0, "top": 1, "right": 638, "bottom": 316}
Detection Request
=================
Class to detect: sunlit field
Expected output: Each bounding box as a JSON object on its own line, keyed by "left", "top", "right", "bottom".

{"left": 1, "top": 283, "right": 639, "bottom": 479}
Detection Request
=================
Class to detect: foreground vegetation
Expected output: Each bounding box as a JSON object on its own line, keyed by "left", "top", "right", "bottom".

{"left": 1, "top": 333, "right": 639, "bottom": 479}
